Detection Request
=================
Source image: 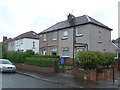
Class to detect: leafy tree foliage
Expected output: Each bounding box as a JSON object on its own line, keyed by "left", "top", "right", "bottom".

{"left": 75, "top": 51, "right": 115, "bottom": 70}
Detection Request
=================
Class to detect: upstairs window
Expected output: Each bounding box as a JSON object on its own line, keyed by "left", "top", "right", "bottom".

{"left": 63, "top": 30, "right": 68, "bottom": 39}
{"left": 43, "top": 34, "right": 47, "bottom": 41}
{"left": 98, "top": 31, "right": 102, "bottom": 43}
{"left": 33, "top": 42, "right": 35, "bottom": 48}
{"left": 76, "top": 27, "right": 83, "bottom": 36}
{"left": 52, "top": 32, "right": 57, "bottom": 40}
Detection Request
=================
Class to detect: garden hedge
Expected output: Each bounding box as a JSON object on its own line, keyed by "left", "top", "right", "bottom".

{"left": 25, "top": 57, "right": 59, "bottom": 67}
{"left": 31, "top": 55, "right": 60, "bottom": 58}
{"left": 2, "top": 50, "right": 35, "bottom": 63}
{"left": 75, "top": 51, "right": 115, "bottom": 70}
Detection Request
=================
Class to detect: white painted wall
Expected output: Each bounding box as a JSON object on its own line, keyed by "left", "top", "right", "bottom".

{"left": 8, "top": 38, "right": 39, "bottom": 53}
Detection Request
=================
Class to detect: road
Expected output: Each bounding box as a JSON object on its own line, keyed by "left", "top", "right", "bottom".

{"left": 2, "top": 73, "right": 71, "bottom": 88}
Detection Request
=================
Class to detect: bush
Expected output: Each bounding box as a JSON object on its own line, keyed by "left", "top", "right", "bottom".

{"left": 2, "top": 51, "right": 30, "bottom": 63}
{"left": 102, "top": 52, "right": 115, "bottom": 67}
{"left": 75, "top": 51, "right": 115, "bottom": 70}
{"left": 25, "top": 50, "right": 35, "bottom": 56}
{"left": 75, "top": 51, "right": 99, "bottom": 70}
{"left": 31, "top": 55, "right": 60, "bottom": 58}
{"left": 25, "top": 57, "right": 59, "bottom": 67}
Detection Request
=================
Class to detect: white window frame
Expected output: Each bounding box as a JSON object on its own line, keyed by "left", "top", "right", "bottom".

{"left": 98, "top": 31, "right": 102, "bottom": 43}
{"left": 50, "top": 49, "right": 57, "bottom": 55}
{"left": 33, "top": 42, "right": 35, "bottom": 48}
{"left": 52, "top": 32, "right": 57, "bottom": 41}
{"left": 76, "top": 27, "right": 83, "bottom": 36}
{"left": 41, "top": 50, "right": 46, "bottom": 55}
{"left": 61, "top": 47, "right": 69, "bottom": 57}
{"left": 43, "top": 34, "right": 47, "bottom": 41}
{"left": 76, "top": 47, "right": 86, "bottom": 52}
{"left": 63, "top": 30, "right": 68, "bottom": 39}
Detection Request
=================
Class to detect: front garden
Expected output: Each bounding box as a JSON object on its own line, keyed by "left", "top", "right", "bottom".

{"left": 2, "top": 50, "right": 119, "bottom": 80}
{"left": 74, "top": 51, "right": 118, "bottom": 81}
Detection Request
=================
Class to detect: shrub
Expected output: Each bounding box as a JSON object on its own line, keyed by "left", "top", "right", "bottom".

{"left": 75, "top": 51, "right": 115, "bottom": 70}
{"left": 102, "top": 52, "right": 115, "bottom": 68}
{"left": 25, "top": 57, "right": 59, "bottom": 67}
{"left": 25, "top": 50, "right": 35, "bottom": 56}
{"left": 2, "top": 51, "right": 29, "bottom": 63}
{"left": 31, "top": 55, "right": 60, "bottom": 58}
{"left": 75, "top": 51, "right": 99, "bottom": 70}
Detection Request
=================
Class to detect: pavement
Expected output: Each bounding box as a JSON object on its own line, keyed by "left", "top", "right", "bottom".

{"left": 16, "top": 69, "right": 120, "bottom": 88}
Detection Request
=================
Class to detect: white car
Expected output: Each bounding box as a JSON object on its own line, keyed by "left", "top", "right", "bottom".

{"left": 0, "top": 59, "right": 16, "bottom": 73}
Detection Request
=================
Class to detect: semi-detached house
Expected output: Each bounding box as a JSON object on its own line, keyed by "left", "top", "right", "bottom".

{"left": 39, "top": 14, "right": 118, "bottom": 64}
{"left": 7, "top": 31, "right": 39, "bottom": 53}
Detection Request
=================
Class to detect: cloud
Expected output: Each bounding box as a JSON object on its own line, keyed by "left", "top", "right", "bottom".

{"left": 0, "top": 0, "right": 119, "bottom": 41}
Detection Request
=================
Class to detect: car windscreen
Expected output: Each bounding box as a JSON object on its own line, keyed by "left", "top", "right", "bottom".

{"left": 2, "top": 60, "right": 12, "bottom": 64}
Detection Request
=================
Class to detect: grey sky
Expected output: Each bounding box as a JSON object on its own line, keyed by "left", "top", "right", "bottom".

{"left": 0, "top": 0, "right": 119, "bottom": 42}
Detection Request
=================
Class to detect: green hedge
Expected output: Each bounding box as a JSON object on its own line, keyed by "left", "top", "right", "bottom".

{"left": 25, "top": 57, "right": 59, "bottom": 67}
{"left": 75, "top": 51, "right": 115, "bottom": 70}
{"left": 2, "top": 50, "right": 35, "bottom": 63}
{"left": 31, "top": 55, "right": 60, "bottom": 58}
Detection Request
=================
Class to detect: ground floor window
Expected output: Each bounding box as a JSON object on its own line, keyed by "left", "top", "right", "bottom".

{"left": 41, "top": 50, "right": 46, "bottom": 55}
{"left": 62, "top": 47, "right": 69, "bottom": 57}
{"left": 50, "top": 49, "right": 57, "bottom": 55}
{"left": 75, "top": 47, "right": 86, "bottom": 52}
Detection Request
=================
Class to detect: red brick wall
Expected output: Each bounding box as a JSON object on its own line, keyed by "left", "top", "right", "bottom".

{"left": 114, "top": 59, "right": 120, "bottom": 68}
{"left": 65, "top": 58, "right": 73, "bottom": 65}
{"left": 14, "top": 62, "right": 56, "bottom": 74}
{"left": 72, "top": 63, "right": 97, "bottom": 81}
{"left": 72, "top": 63, "right": 116, "bottom": 81}
{"left": 89, "top": 70, "right": 96, "bottom": 81}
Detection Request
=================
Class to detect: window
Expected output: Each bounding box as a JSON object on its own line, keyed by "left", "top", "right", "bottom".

{"left": 43, "top": 34, "right": 47, "bottom": 41}
{"left": 76, "top": 27, "right": 83, "bottom": 36}
{"left": 63, "top": 31, "right": 68, "bottom": 39}
{"left": 41, "top": 50, "right": 46, "bottom": 55}
{"left": 62, "top": 47, "right": 69, "bottom": 57}
{"left": 98, "top": 31, "right": 102, "bottom": 43}
{"left": 52, "top": 32, "right": 57, "bottom": 40}
{"left": 51, "top": 49, "right": 57, "bottom": 55}
{"left": 33, "top": 42, "right": 35, "bottom": 48}
{"left": 76, "top": 47, "right": 86, "bottom": 52}
{"left": 98, "top": 31, "right": 101, "bottom": 37}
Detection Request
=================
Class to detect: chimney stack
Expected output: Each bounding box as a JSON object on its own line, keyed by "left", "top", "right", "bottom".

{"left": 3, "top": 36, "right": 7, "bottom": 42}
{"left": 67, "top": 13, "right": 75, "bottom": 26}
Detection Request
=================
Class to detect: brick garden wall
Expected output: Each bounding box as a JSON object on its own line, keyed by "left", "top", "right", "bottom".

{"left": 65, "top": 58, "right": 73, "bottom": 65}
{"left": 114, "top": 59, "right": 120, "bottom": 68}
{"left": 72, "top": 63, "right": 118, "bottom": 81}
{"left": 14, "top": 61, "right": 56, "bottom": 74}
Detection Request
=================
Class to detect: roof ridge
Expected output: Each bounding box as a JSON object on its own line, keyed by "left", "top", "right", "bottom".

{"left": 85, "top": 15, "right": 91, "bottom": 22}
{"left": 40, "top": 15, "right": 112, "bottom": 34}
